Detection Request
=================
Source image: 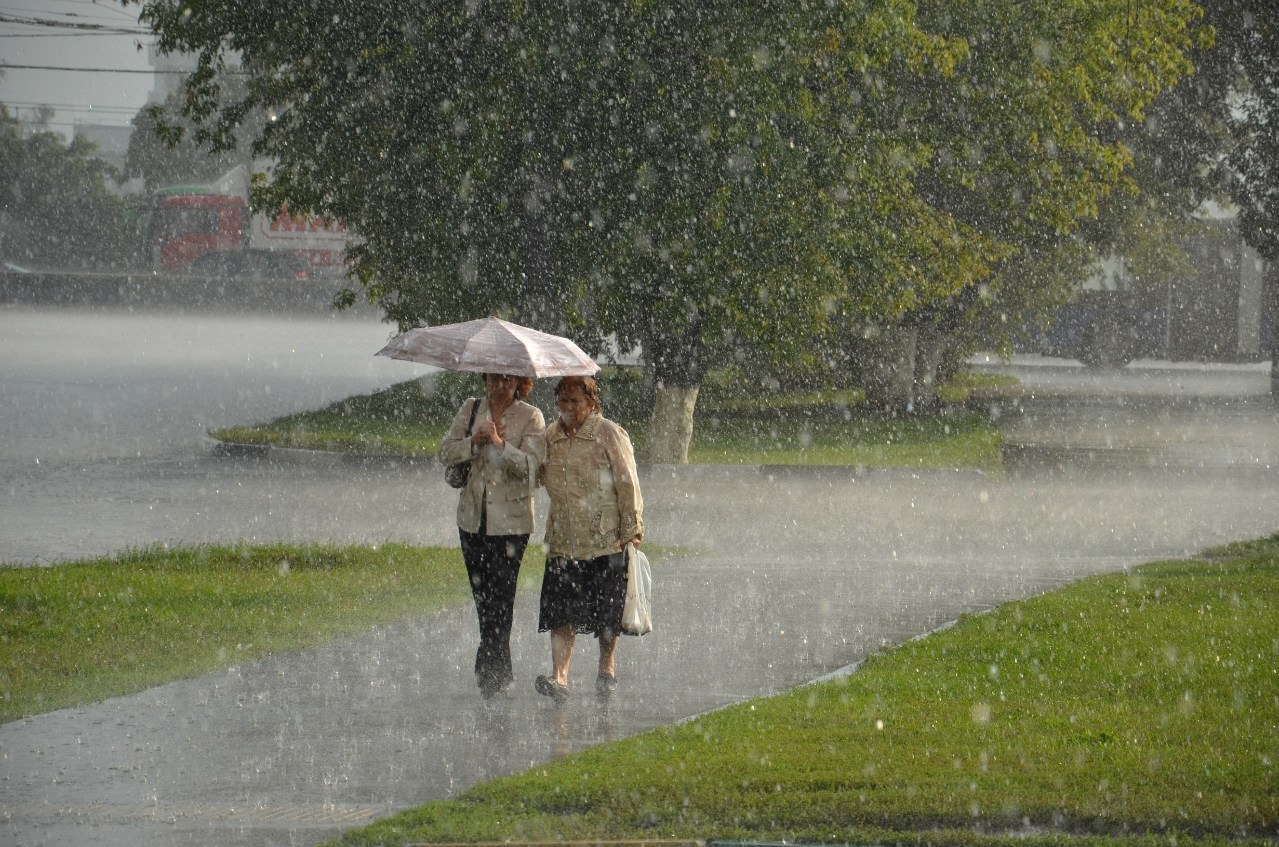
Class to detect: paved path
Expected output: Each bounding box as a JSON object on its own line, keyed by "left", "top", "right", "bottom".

{"left": 4, "top": 360, "right": 1278, "bottom": 846}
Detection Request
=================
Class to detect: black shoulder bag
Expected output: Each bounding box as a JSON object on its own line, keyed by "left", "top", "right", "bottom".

{"left": 444, "top": 398, "right": 481, "bottom": 489}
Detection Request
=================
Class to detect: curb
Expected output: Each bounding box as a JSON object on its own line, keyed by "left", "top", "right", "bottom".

{"left": 755, "top": 463, "right": 989, "bottom": 482}
{"left": 1000, "top": 442, "right": 1279, "bottom": 475}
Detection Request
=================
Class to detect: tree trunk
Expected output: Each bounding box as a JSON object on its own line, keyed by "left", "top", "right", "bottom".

{"left": 640, "top": 309, "right": 703, "bottom": 465}
{"left": 520, "top": 169, "right": 559, "bottom": 330}
{"left": 912, "top": 327, "right": 949, "bottom": 413}
{"left": 859, "top": 326, "right": 918, "bottom": 412}
{"left": 645, "top": 383, "right": 700, "bottom": 464}
{"left": 1271, "top": 344, "right": 1278, "bottom": 404}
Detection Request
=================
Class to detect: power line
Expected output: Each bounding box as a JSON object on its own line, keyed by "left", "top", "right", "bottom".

{"left": 0, "top": 63, "right": 196, "bottom": 74}
{"left": 3, "top": 98, "right": 141, "bottom": 113}
{"left": 58, "top": 0, "right": 142, "bottom": 22}
{"left": 0, "top": 29, "right": 132, "bottom": 37}
{"left": 2, "top": 0, "right": 140, "bottom": 20}
{"left": 0, "top": 11, "right": 149, "bottom": 34}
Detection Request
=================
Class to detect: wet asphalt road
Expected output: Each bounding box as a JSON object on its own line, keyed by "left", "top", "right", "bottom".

{"left": 2, "top": 308, "right": 1278, "bottom": 846}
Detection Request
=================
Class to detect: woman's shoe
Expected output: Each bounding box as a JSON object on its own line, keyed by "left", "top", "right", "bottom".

{"left": 535, "top": 674, "right": 570, "bottom": 703}
{"left": 479, "top": 678, "right": 513, "bottom": 700}
{"left": 595, "top": 672, "right": 617, "bottom": 696}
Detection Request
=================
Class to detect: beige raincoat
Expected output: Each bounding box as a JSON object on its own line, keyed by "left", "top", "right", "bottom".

{"left": 439, "top": 397, "right": 545, "bottom": 536}
{"left": 539, "top": 411, "right": 643, "bottom": 560}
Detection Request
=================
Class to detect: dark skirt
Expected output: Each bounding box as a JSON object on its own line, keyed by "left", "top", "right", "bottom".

{"left": 537, "top": 551, "right": 626, "bottom": 637}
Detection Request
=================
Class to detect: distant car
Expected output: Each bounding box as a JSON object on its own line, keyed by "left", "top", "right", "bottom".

{"left": 1035, "top": 290, "right": 1160, "bottom": 368}
{"left": 182, "top": 249, "right": 311, "bottom": 281}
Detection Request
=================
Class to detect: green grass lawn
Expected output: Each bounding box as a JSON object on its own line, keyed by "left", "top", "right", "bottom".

{"left": 691, "top": 406, "right": 1003, "bottom": 475}
{"left": 0, "top": 542, "right": 542, "bottom": 722}
{"left": 211, "top": 379, "right": 451, "bottom": 457}
{"left": 335, "top": 533, "right": 1279, "bottom": 847}
{"left": 210, "top": 372, "right": 1012, "bottom": 474}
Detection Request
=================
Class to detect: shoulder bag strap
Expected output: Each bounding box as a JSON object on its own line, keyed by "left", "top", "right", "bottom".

{"left": 465, "top": 397, "right": 481, "bottom": 436}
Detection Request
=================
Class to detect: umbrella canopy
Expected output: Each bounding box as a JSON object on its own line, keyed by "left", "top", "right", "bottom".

{"left": 375, "top": 316, "right": 599, "bottom": 378}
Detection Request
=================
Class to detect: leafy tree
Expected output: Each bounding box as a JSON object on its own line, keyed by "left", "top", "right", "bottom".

{"left": 1053, "top": 0, "right": 1277, "bottom": 383}
{"left": 1023, "top": 2, "right": 1276, "bottom": 366}
{"left": 1201, "top": 0, "right": 1279, "bottom": 265}
{"left": 1212, "top": 0, "right": 1279, "bottom": 388}
{"left": 130, "top": 0, "right": 1205, "bottom": 455}
{"left": 0, "top": 108, "right": 135, "bottom": 269}
{"left": 878, "top": 0, "right": 1206, "bottom": 404}
{"left": 124, "top": 83, "right": 261, "bottom": 191}
{"left": 718, "top": 0, "right": 1206, "bottom": 408}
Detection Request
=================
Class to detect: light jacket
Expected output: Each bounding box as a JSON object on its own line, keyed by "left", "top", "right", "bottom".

{"left": 439, "top": 397, "right": 545, "bottom": 536}
{"left": 539, "top": 411, "right": 644, "bottom": 560}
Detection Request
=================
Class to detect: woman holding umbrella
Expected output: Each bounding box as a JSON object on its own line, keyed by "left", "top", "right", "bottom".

{"left": 534, "top": 375, "right": 644, "bottom": 702}
{"left": 378, "top": 316, "right": 601, "bottom": 698}
{"left": 439, "top": 373, "right": 545, "bottom": 698}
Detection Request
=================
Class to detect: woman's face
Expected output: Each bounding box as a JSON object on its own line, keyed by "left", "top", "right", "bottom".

{"left": 556, "top": 386, "right": 592, "bottom": 429}
{"left": 484, "top": 373, "right": 518, "bottom": 405}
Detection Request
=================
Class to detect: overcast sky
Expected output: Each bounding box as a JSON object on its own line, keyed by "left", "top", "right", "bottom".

{"left": 0, "top": 0, "right": 157, "bottom": 139}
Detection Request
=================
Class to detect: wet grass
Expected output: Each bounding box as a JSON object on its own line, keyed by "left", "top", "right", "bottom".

{"left": 335, "top": 533, "right": 1279, "bottom": 847}
{"left": 211, "top": 379, "right": 450, "bottom": 457}
{"left": 691, "top": 407, "right": 1002, "bottom": 476}
{"left": 209, "top": 372, "right": 1012, "bottom": 474}
{"left": 0, "top": 542, "right": 544, "bottom": 723}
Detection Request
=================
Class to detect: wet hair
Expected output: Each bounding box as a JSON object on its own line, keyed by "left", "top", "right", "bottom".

{"left": 554, "top": 375, "right": 602, "bottom": 413}
{"left": 483, "top": 373, "right": 534, "bottom": 400}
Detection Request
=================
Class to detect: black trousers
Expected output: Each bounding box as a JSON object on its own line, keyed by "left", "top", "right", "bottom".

{"left": 458, "top": 527, "right": 528, "bottom": 689}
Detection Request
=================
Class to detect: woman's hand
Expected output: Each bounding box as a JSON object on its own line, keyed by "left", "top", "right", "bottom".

{"left": 472, "top": 419, "right": 506, "bottom": 450}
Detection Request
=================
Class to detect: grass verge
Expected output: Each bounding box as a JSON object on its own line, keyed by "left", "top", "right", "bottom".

{"left": 210, "top": 372, "right": 1012, "bottom": 475}
{"left": 0, "top": 542, "right": 542, "bottom": 723}
{"left": 334, "top": 533, "right": 1279, "bottom": 847}
{"left": 691, "top": 407, "right": 1002, "bottom": 476}
{"left": 210, "top": 379, "right": 450, "bottom": 457}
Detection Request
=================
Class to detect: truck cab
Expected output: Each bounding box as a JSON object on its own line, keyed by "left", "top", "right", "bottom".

{"left": 146, "top": 192, "right": 248, "bottom": 272}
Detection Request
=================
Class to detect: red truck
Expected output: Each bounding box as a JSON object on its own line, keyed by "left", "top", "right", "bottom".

{"left": 143, "top": 166, "right": 348, "bottom": 274}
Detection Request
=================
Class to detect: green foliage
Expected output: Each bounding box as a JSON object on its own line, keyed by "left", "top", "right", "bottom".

{"left": 1212, "top": 1, "right": 1279, "bottom": 264}
{"left": 123, "top": 84, "right": 261, "bottom": 191}
{"left": 0, "top": 542, "right": 543, "bottom": 723}
{"left": 1033, "top": 0, "right": 1279, "bottom": 323}
{"left": 897, "top": 0, "right": 1205, "bottom": 362}
{"left": 338, "top": 535, "right": 1279, "bottom": 846}
{"left": 132, "top": 0, "right": 1205, "bottom": 392}
{"left": 0, "top": 109, "right": 135, "bottom": 268}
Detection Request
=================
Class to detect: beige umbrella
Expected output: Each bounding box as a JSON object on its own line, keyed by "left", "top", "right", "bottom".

{"left": 375, "top": 316, "right": 599, "bottom": 378}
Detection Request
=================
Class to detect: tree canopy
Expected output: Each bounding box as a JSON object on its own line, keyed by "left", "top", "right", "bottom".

{"left": 124, "top": 84, "right": 261, "bottom": 191}
{"left": 1212, "top": 0, "right": 1279, "bottom": 264}
{"left": 1079, "top": 0, "right": 1278, "bottom": 283}
{"left": 0, "top": 108, "right": 135, "bottom": 269}
{"left": 130, "top": 0, "right": 1208, "bottom": 448}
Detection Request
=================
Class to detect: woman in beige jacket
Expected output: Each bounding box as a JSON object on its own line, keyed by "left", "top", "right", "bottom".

{"left": 439, "top": 373, "right": 545, "bottom": 698}
{"left": 534, "top": 375, "right": 643, "bottom": 702}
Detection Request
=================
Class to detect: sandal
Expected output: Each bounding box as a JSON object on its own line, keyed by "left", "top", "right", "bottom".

{"left": 535, "top": 674, "right": 570, "bottom": 703}
{"left": 595, "top": 672, "right": 617, "bottom": 696}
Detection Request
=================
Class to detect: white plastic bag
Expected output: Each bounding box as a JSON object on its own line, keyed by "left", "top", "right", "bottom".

{"left": 621, "top": 543, "right": 652, "bottom": 636}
